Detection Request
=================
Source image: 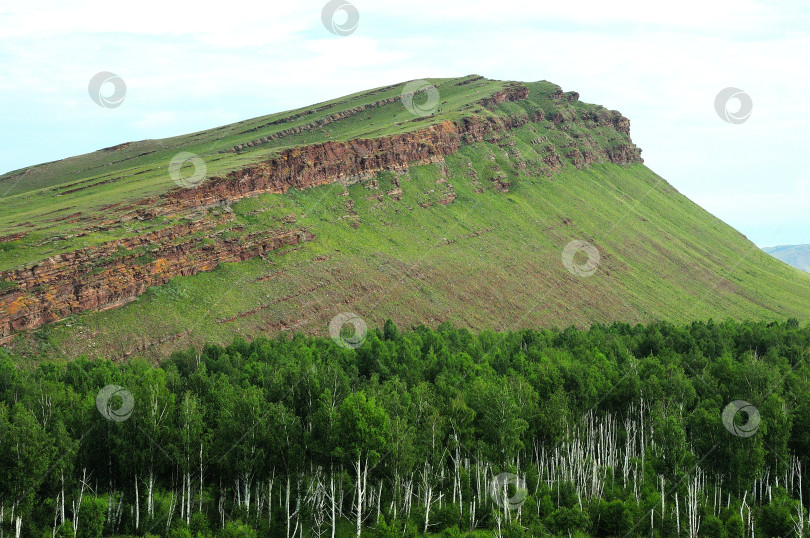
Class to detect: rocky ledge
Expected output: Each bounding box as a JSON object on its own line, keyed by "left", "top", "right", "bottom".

{"left": 0, "top": 83, "right": 642, "bottom": 341}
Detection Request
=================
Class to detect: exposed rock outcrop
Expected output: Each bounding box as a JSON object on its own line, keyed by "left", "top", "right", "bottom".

{"left": 0, "top": 218, "right": 313, "bottom": 342}
{"left": 0, "top": 82, "right": 643, "bottom": 341}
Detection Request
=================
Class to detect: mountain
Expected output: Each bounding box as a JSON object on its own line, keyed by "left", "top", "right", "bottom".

{"left": 2, "top": 75, "right": 810, "bottom": 360}
{"left": 764, "top": 244, "right": 810, "bottom": 272}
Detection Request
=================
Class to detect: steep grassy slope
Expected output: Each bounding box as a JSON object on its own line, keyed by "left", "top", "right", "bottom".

{"left": 2, "top": 76, "right": 810, "bottom": 359}
{"left": 0, "top": 77, "right": 514, "bottom": 271}
{"left": 764, "top": 244, "right": 810, "bottom": 272}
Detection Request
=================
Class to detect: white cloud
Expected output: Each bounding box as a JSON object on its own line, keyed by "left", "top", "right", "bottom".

{"left": 1, "top": 0, "right": 809, "bottom": 245}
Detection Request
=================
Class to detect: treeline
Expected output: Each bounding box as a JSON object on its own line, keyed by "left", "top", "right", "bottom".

{"left": 1, "top": 319, "right": 810, "bottom": 537}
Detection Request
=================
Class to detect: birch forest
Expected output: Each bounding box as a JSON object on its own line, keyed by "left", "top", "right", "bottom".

{"left": 1, "top": 318, "right": 810, "bottom": 537}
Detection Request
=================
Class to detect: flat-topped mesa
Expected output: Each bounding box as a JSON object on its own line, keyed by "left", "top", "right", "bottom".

{"left": 164, "top": 85, "right": 533, "bottom": 212}
{"left": 162, "top": 84, "right": 640, "bottom": 214}
{"left": 0, "top": 81, "right": 643, "bottom": 342}
{"left": 226, "top": 83, "right": 530, "bottom": 154}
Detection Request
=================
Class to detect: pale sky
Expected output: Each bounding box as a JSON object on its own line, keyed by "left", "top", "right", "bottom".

{"left": 1, "top": 0, "right": 808, "bottom": 247}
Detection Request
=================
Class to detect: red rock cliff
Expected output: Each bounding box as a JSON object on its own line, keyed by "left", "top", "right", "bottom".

{"left": 0, "top": 83, "right": 642, "bottom": 342}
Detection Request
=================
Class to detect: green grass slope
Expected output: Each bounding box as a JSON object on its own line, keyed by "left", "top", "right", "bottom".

{"left": 3, "top": 76, "right": 810, "bottom": 359}
{"left": 0, "top": 75, "right": 508, "bottom": 269}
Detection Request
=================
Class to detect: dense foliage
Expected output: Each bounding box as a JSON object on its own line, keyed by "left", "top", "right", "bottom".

{"left": 1, "top": 318, "right": 810, "bottom": 537}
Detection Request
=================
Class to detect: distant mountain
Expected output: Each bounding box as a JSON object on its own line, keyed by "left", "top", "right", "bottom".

{"left": 763, "top": 244, "right": 810, "bottom": 272}
{"left": 3, "top": 75, "right": 810, "bottom": 360}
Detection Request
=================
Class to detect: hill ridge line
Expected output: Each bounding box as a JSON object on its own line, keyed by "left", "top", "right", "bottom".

{"left": 153, "top": 83, "right": 640, "bottom": 217}
{"left": 0, "top": 80, "right": 643, "bottom": 344}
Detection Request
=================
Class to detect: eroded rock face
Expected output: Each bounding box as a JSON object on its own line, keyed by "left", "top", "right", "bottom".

{"left": 477, "top": 85, "right": 530, "bottom": 108}
{"left": 165, "top": 120, "right": 465, "bottom": 212}
{"left": 0, "top": 218, "right": 313, "bottom": 342}
{"left": 0, "top": 83, "right": 642, "bottom": 341}
{"left": 155, "top": 83, "right": 641, "bottom": 216}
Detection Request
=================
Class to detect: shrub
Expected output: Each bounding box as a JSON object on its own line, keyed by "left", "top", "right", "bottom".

{"left": 217, "top": 520, "right": 257, "bottom": 538}
{"left": 76, "top": 497, "right": 106, "bottom": 538}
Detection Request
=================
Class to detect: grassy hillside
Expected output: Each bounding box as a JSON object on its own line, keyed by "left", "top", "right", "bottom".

{"left": 2, "top": 76, "right": 810, "bottom": 359}
{"left": 764, "top": 244, "right": 810, "bottom": 272}
{"left": 0, "top": 76, "right": 511, "bottom": 269}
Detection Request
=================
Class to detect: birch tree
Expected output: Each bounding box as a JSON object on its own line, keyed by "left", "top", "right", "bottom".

{"left": 337, "top": 392, "right": 390, "bottom": 537}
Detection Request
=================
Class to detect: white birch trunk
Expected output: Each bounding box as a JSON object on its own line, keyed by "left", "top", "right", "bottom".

{"left": 355, "top": 456, "right": 363, "bottom": 538}
{"left": 135, "top": 474, "right": 140, "bottom": 531}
